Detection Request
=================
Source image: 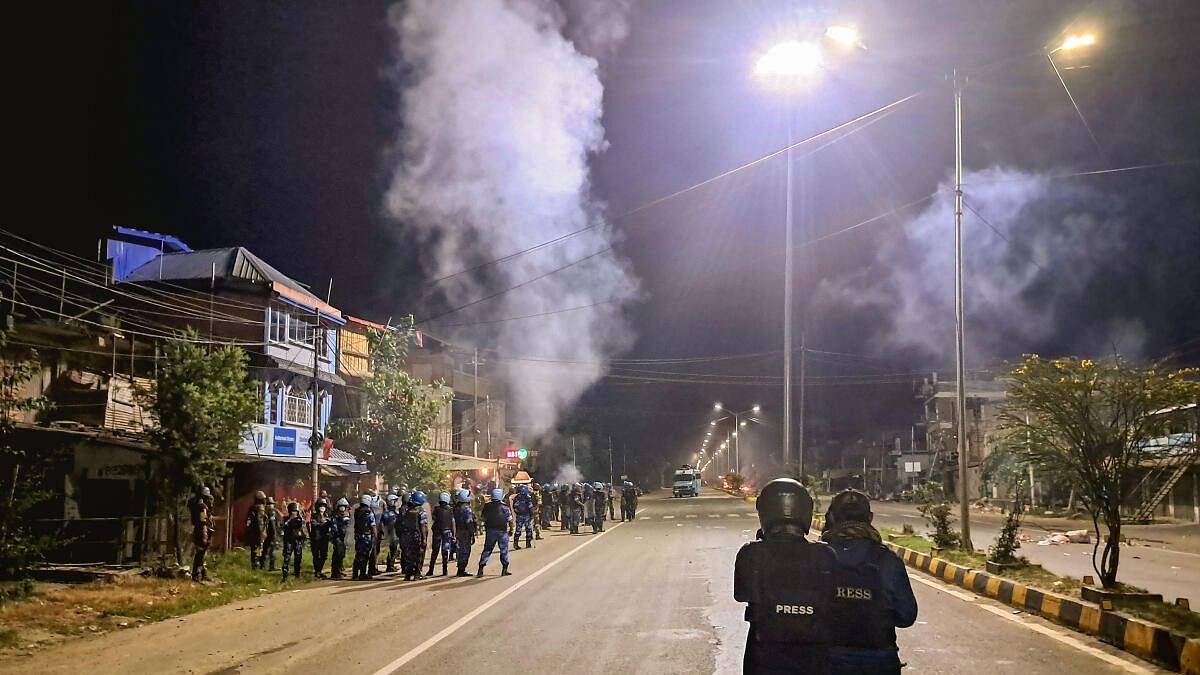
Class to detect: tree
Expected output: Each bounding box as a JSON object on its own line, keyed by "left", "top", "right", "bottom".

{"left": 330, "top": 327, "right": 449, "bottom": 488}
{"left": 724, "top": 472, "right": 744, "bottom": 491}
{"left": 1000, "top": 355, "right": 1200, "bottom": 588}
{"left": 140, "top": 331, "right": 258, "bottom": 564}
{"left": 0, "top": 331, "right": 53, "bottom": 578}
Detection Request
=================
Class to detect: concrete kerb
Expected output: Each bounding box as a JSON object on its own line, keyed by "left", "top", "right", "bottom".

{"left": 884, "top": 541, "right": 1200, "bottom": 674}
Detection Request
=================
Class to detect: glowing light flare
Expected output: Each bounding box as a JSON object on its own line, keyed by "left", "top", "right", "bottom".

{"left": 754, "top": 41, "right": 823, "bottom": 80}
{"left": 1057, "top": 34, "right": 1096, "bottom": 52}
{"left": 752, "top": 404, "right": 761, "bottom": 413}
{"left": 825, "top": 25, "right": 860, "bottom": 48}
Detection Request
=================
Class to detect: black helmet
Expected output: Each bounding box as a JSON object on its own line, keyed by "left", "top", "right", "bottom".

{"left": 755, "top": 478, "right": 814, "bottom": 534}
{"left": 287, "top": 501, "right": 299, "bottom": 513}
{"left": 826, "top": 489, "right": 872, "bottom": 527}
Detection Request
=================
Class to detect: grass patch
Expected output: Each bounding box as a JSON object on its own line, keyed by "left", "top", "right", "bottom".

{"left": 1124, "top": 602, "right": 1200, "bottom": 638}
{"left": 0, "top": 548, "right": 318, "bottom": 654}
{"left": 0, "top": 628, "right": 18, "bottom": 649}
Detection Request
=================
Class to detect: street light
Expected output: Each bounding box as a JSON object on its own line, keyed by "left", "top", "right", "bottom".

{"left": 754, "top": 41, "right": 823, "bottom": 80}
{"left": 1052, "top": 33, "right": 1096, "bottom": 54}
{"left": 825, "top": 25, "right": 862, "bottom": 50}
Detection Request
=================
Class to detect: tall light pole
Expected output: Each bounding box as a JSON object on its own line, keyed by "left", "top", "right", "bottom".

{"left": 952, "top": 68, "right": 973, "bottom": 552}
{"left": 754, "top": 42, "right": 820, "bottom": 469}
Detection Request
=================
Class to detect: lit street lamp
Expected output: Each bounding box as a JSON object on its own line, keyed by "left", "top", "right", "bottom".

{"left": 713, "top": 403, "right": 763, "bottom": 475}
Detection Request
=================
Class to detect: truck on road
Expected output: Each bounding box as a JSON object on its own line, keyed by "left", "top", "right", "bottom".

{"left": 672, "top": 466, "right": 702, "bottom": 497}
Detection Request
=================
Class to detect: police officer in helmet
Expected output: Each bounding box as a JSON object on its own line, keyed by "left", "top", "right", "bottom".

{"left": 820, "top": 489, "right": 917, "bottom": 674}
{"left": 735, "top": 478, "right": 836, "bottom": 674}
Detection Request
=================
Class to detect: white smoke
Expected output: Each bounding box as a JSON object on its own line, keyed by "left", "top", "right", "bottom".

{"left": 553, "top": 464, "right": 582, "bottom": 485}
{"left": 814, "top": 167, "right": 1138, "bottom": 362}
{"left": 385, "top": 0, "right": 639, "bottom": 435}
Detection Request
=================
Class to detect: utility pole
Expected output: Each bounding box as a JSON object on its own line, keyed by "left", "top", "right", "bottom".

{"left": 572, "top": 435, "right": 577, "bottom": 466}
{"left": 608, "top": 436, "right": 614, "bottom": 487}
{"left": 798, "top": 331, "right": 806, "bottom": 477}
{"left": 310, "top": 305, "right": 322, "bottom": 508}
{"left": 472, "top": 347, "right": 480, "bottom": 458}
{"left": 782, "top": 108, "right": 794, "bottom": 468}
{"left": 953, "top": 69, "right": 974, "bottom": 551}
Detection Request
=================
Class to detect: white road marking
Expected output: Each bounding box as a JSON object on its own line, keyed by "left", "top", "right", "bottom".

{"left": 640, "top": 517, "right": 651, "bottom": 520}
{"left": 728, "top": 513, "right": 744, "bottom": 518}
{"left": 908, "top": 575, "right": 1152, "bottom": 673}
{"left": 371, "top": 519, "right": 628, "bottom": 674}
{"left": 685, "top": 514, "right": 698, "bottom": 519}
{"left": 663, "top": 515, "right": 675, "bottom": 520}
{"left": 709, "top": 514, "right": 722, "bottom": 518}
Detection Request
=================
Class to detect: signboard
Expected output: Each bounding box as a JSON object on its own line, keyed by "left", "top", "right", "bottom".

{"left": 273, "top": 427, "right": 298, "bottom": 456}
{"left": 241, "top": 424, "right": 274, "bottom": 455}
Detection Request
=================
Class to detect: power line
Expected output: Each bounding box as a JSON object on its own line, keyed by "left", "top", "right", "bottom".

{"left": 415, "top": 91, "right": 924, "bottom": 298}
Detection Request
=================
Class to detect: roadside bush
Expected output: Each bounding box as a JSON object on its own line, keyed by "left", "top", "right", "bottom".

{"left": 901, "top": 523, "right": 915, "bottom": 535}
{"left": 988, "top": 511, "right": 1023, "bottom": 563}
{"left": 924, "top": 503, "right": 960, "bottom": 549}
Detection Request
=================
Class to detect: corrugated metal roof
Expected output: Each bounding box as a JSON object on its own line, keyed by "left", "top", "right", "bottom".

{"left": 123, "top": 247, "right": 321, "bottom": 304}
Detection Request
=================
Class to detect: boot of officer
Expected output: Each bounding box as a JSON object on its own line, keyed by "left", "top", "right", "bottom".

{"left": 734, "top": 478, "right": 837, "bottom": 675}
{"left": 820, "top": 490, "right": 917, "bottom": 675}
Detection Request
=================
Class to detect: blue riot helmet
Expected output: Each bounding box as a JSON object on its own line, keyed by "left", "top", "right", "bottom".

{"left": 386, "top": 493, "right": 399, "bottom": 505}
{"left": 623, "top": 480, "right": 633, "bottom": 488}
{"left": 457, "top": 488, "right": 471, "bottom": 503}
{"left": 517, "top": 484, "right": 529, "bottom": 497}
{"left": 412, "top": 491, "right": 427, "bottom": 506}
{"left": 439, "top": 492, "right": 451, "bottom": 504}
{"left": 491, "top": 488, "right": 504, "bottom": 502}
{"left": 336, "top": 497, "right": 350, "bottom": 508}
{"left": 359, "top": 494, "right": 372, "bottom": 506}
{"left": 593, "top": 482, "right": 604, "bottom": 490}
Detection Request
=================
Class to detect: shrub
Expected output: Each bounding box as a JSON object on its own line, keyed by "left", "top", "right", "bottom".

{"left": 988, "top": 511, "right": 1023, "bottom": 563}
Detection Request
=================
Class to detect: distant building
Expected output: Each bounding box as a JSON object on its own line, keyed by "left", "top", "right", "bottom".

{"left": 915, "top": 372, "right": 1008, "bottom": 502}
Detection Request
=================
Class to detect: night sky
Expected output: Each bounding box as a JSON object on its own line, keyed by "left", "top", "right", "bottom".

{"left": 12, "top": 1, "right": 1200, "bottom": 479}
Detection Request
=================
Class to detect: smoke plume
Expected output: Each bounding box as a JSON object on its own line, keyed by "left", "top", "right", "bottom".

{"left": 814, "top": 167, "right": 1145, "bottom": 364}
{"left": 385, "top": 0, "right": 639, "bottom": 436}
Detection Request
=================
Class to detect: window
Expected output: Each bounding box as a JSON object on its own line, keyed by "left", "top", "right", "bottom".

{"left": 269, "top": 308, "right": 287, "bottom": 343}
{"left": 288, "top": 316, "right": 313, "bottom": 344}
{"left": 282, "top": 387, "right": 311, "bottom": 426}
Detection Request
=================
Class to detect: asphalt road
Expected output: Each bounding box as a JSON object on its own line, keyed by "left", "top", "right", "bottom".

{"left": 871, "top": 502, "right": 1200, "bottom": 606}
{"left": 0, "top": 489, "right": 1167, "bottom": 674}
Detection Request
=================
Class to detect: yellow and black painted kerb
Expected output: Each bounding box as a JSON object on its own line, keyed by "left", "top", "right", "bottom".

{"left": 885, "top": 542, "right": 1200, "bottom": 674}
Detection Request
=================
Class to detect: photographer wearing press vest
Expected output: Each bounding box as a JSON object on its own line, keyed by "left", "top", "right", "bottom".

{"left": 735, "top": 478, "right": 837, "bottom": 674}
{"left": 821, "top": 489, "right": 918, "bottom": 675}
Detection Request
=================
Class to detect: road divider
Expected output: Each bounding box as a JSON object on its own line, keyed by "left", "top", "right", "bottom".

{"left": 885, "top": 541, "right": 1200, "bottom": 674}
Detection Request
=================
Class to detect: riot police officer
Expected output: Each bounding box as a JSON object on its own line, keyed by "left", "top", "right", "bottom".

{"left": 512, "top": 485, "right": 535, "bottom": 549}
{"left": 381, "top": 494, "right": 399, "bottom": 573}
{"left": 330, "top": 497, "right": 351, "bottom": 579}
{"left": 262, "top": 496, "right": 280, "bottom": 571}
{"left": 591, "top": 482, "right": 607, "bottom": 533}
{"left": 309, "top": 498, "right": 332, "bottom": 579}
{"left": 539, "top": 483, "right": 555, "bottom": 530}
{"left": 620, "top": 481, "right": 638, "bottom": 521}
{"left": 188, "top": 486, "right": 214, "bottom": 581}
{"left": 427, "top": 492, "right": 455, "bottom": 577}
{"left": 280, "top": 502, "right": 308, "bottom": 581}
{"left": 245, "top": 490, "right": 269, "bottom": 570}
{"left": 821, "top": 490, "right": 917, "bottom": 674}
{"left": 452, "top": 488, "right": 477, "bottom": 577}
{"left": 477, "top": 488, "right": 512, "bottom": 577}
{"left": 734, "top": 478, "right": 837, "bottom": 674}
{"left": 352, "top": 494, "right": 377, "bottom": 580}
{"left": 569, "top": 484, "right": 584, "bottom": 534}
{"left": 399, "top": 491, "right": 429, "bottom": 580}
